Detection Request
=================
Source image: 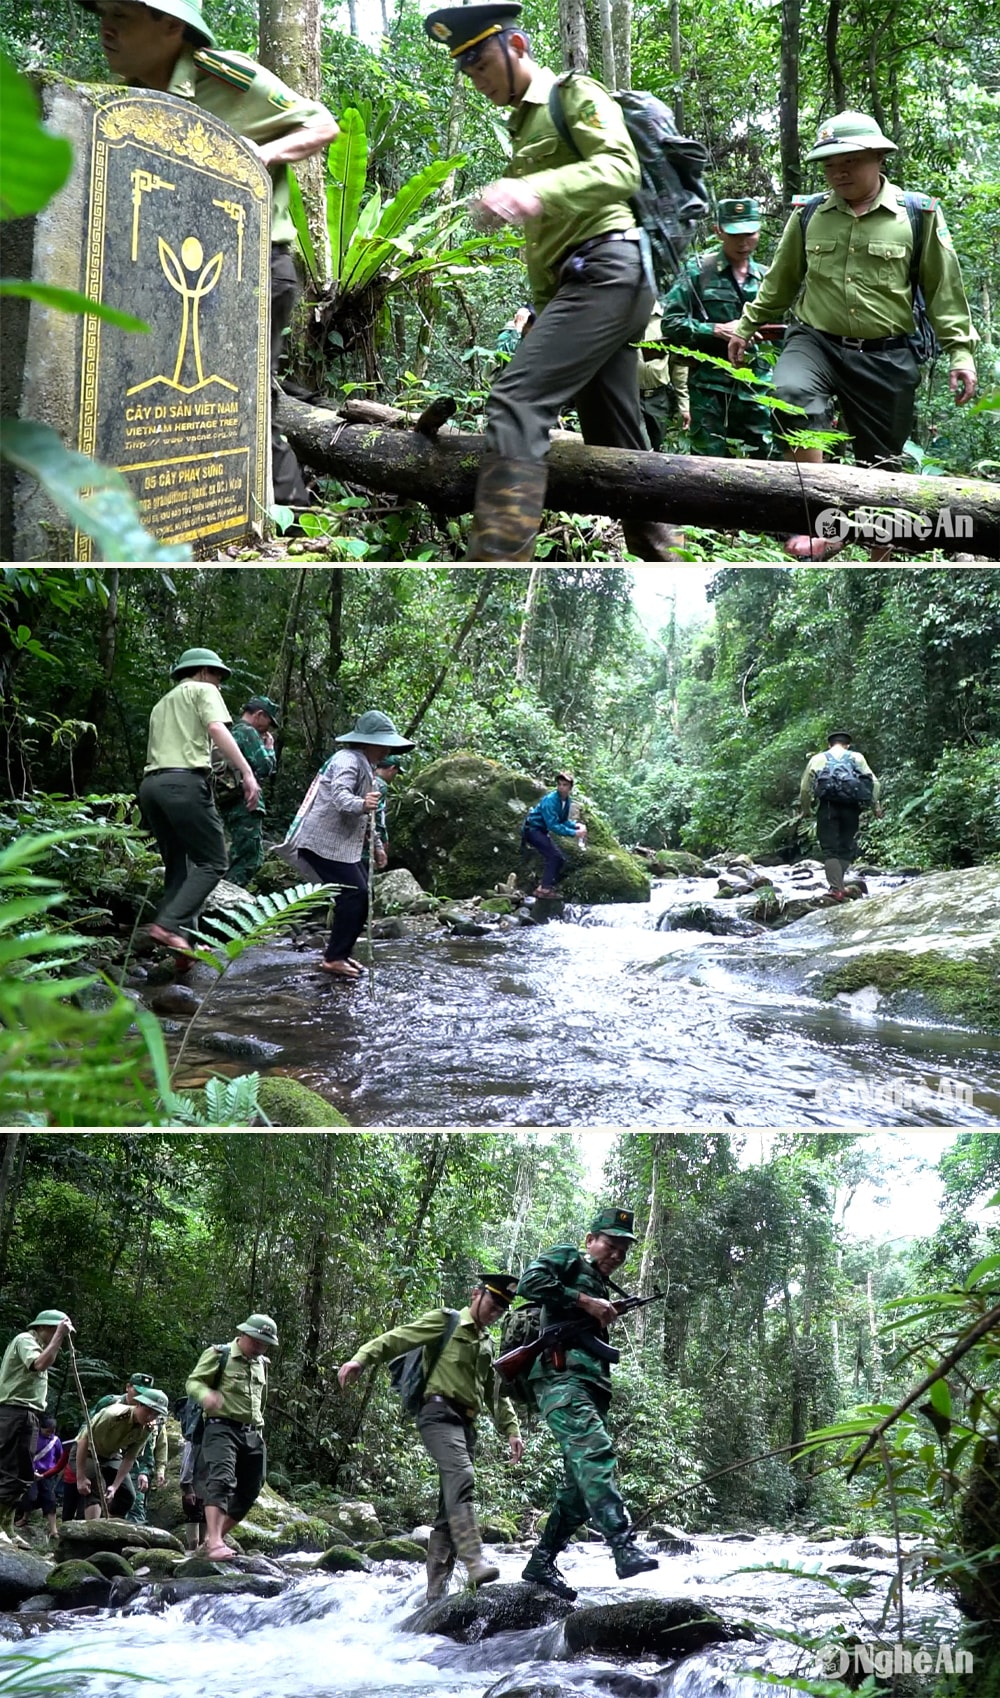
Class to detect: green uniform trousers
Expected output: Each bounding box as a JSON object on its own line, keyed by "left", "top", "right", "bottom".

{"left": 485, "top": 240, "right": 654, "bottom": 463}
{"left": 689, "top": 386, "right": 774, "bottom": 460}
{"left": 195, "top": 1418, "right": 266, "bottom": 1521}
{"left": 416, "top": 1398, "right": 477, "bottom": 1541}
{"left": 773, "top": 323, "right": 921, "bottom": 467}
{"left": 533, "top": 1373, "right": 630, "bottom": 1545}
{"left": 225, "top": 806, "right": 265, "bottom": 888}
{"left": 138, "top": 769, "right": 229, "bottom": 936}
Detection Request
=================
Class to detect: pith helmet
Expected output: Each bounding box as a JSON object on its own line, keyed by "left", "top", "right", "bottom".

{"left": 134, "top": 1386, "right": 170, "bottom": 1415}
{"left": 589, "top": 1206, "right": 637, "bottom": 1241}
{"left": 237, "top": 1313, "right": 279, "bottom": 1344}
{"left": 72, "top": 0, "right": 216, "bottom": 47}
{"left": 335, "top": 710, "right": 415, "bottom": 751}
{"left": 171, "top": 647, "right": 232, "bottom": 679}
{"left": 827, "top": 729, "right": 853, "bottom": 744}
{"left": 478, "top": 1272, "right": 519, "bottom": 1307}
{"left": 425, "top": 3, "right": 523, "bottom": 56}
{"left": 805, "top": 111, "right": 897, "bottom": 160}
{"left": 30, "top": 1309, "right": 71, "bottom": 1328}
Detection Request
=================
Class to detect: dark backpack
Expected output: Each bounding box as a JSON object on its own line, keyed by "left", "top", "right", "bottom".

{"left": 548, "top": 76, "right": 710, "bottom": 293}
{"left": 814, "top": 751, "right": 875, "bottom": 807}
{"left": 388, "top": 1310, "right": 460, "bottom": 1417}
{"left": 797, "top": 190, "right": 941, "bottom": 365}
{"left": 185, "top": 1344, "right": 231, "bottom": 1446}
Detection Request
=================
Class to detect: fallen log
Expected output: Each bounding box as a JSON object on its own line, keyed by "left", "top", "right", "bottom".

{"left": 277, "top": 394, "right": 1000, "bottom": 557}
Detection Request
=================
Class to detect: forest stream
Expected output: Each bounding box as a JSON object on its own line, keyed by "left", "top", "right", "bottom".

{"left": 14, "top": 1531, "right": 964, "bottom": 1698}
{"left": 166, "top": 874, "right": 1000, "bottom": 1127}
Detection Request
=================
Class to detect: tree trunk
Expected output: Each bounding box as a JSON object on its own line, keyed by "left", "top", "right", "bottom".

{"left": 276, "top": 395, "right": 1000, "bottom": 556}
{"left": 404, "top": 573, "right": 498, "bottom": 738}
{"left": 634, "top": 1140, "right": 660, "bottom": 1346}
{"left": 866, "top": 1270, "right": 884, "bottom": 1397}
{"left": 514, "top": 565, "right": 545, "bottom": 683}
{"left": 825, "top": 0, "right": 846, "bottom": 111}
{"left": 669, "top": 0, "right": 683, "bottom": 126}
{"left": 301, "top": 1135, "right": 334, "bottom": 1396}
{"left": 258, "top": 0, "right": 330, "bottom": 284}
{"left": 779, "top": 0, "right": 802, "bottom": 206}
{"left": 610, "top": 0, "right": 631, "bottom": 89}
{"left": 319, "top": 569, "right": 346, "bottom": 762}
{"left": 0, "top": 1133, "right": 26, "bottom": 1286}
{"left": 559, "top": 0, "right": 590, "bottom": 70}
{"left": 596, "top": 0, "right": 616, "bottom": 87}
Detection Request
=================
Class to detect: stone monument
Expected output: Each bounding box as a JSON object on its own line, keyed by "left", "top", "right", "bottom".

{"left": 3, "top": 80, "right": 272, "bottom": 560}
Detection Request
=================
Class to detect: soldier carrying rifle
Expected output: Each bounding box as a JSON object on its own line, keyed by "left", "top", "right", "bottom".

{"left": 499, "top": 1206, "right": 663, "bottom": 1599}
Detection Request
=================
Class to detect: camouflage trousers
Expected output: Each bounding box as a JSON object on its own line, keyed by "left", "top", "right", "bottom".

{"left": 533, "top": 1372, "right": 630, "bottom": 1547}
{"left": 689, "top": 385, "right": 774, "bottom": 460}
{"left": 225, "top": 807, "right": 265, "bottom": 889}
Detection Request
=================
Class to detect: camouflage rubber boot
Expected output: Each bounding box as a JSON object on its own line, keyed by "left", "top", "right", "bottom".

{"left": 610, "top": 1530, "right": 659, "bottom": 1579}
{"left": 622, "top": 521, "right": 687, "bottom": 561}
{"left": 425, "top": 1526, "right": 456, "bottom": 1602}
{"left": 449, "top": 1502, "right": 500, "bottom": 1587}
{"left": 466, "top": 455, "right": 549, "bottom": 560}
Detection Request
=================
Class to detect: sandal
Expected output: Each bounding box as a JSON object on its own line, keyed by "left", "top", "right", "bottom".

{"left": 319, "top": 959, "right": 361, "bottom": 978}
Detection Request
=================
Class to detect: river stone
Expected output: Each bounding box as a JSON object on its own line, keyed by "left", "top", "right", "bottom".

{"left": 648, "top": 1523, "right": 696, "bottom": 1554}
{"left": 410, "top": 1526, "right": 432, "bottom": 1548}
{"left": 56, "top": 1520, "right": 183, "bottom": 1561}
{"left": 0, "top": 1551, "right": 50, "bottom": 1607}
{"left": 154, "top": 1574, "right": 285, "bottom": 1602}
{"left": 848, "top": 1538, "right": 898, "bottom": 1559}
{"left": 254, "top": 1077, "right": 349, "bottom": 1127}
{"left": 483, "top": 1682, "right": 572, "bottom": 1698}
{"left": 325, "top": 1501, "right": 383, "bottom": 1541}
{"left": 125, "top": 1547, "right": 184, "bottom": 1573}
{"left": 375, "top": 868, "right": 428, "bottom": 913}
{"left": 658, "top": 903, "right": 765, "bottom": 938}
{"left": 403, "top": 1581, "right": 574, "bottom": 1641}
{"left": 150, "top": 983, "right": 202, "bottom": 1016}
{"left": 109, "top": 1576, "right": 144, "bottom": 1609}
{"left": 45, "top": 1560, "right": 113, "bottom": 1609}
{"left": 316, "top": 1545, "right": 370, "bottom": 1573}
{"left": 18, "top": 1593, "right": 52, "bottom": 1614}
{"left": 390, "top": 754, "right": 649, "bottom": 905}
{"left": 200, "top": 1032, "right": 285, "bottom": 1062}
{"left": 564, "top": 1598, "right": 741, "bottom": 1659}
{"left": 86, "top": 1550, "right": 134, "bottom": 1580}
{"left": 364, "top": 1538, "right": 426, "bottom": 1562}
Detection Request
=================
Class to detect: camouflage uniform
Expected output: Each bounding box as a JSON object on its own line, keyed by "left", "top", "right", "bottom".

{"left": 223, "top": 720, "right": 277, "bottom": 888}
{"left": 661, "top": 251, "right": 774, "bottom": 458}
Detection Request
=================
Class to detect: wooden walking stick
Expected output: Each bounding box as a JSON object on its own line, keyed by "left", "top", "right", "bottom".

{"left": 65, "top": 1330, "right": 110, "bottom": 1518}
{"left": 367, "top": 819, "right": 377, "bottom": 1003}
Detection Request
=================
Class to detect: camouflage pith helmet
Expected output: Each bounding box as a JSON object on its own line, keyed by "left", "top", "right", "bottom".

{"left": 589, "top": 1207, "right": 637, "bottom": 1241}
{"left": 171, "top": 647, "right": 232, "bottom": 679}
{"left": 30, "top": 1309, "right": 71, "bottom": 1328}
{"left": 133, "top": 1386, "right": 170, "bottom": 1415}
{"left": 237, "top": 1313, "right": 279, "bottom": 1345}
{"left": 334, "top": 710, "right": 415, "bottom": 751}
{"left": 804, "top": 111, "right": 897, "bottom": 160}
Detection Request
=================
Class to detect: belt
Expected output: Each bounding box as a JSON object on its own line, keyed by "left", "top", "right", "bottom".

{"left": 803, "top": 324, "right": 910, "bottom": 353}
{"left": 424, "top": 1393, "right": 477, "bottom": 1421}
{"left": 206, "top": 1416, "right": 263, "bottom": 1430}
{"left": 559, "top": 228, "right": 642, "bottom": 268}
{"left": 144, "top": 767, "right": 211, "bottom": 775}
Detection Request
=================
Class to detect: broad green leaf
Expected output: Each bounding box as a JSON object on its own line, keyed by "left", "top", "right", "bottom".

{"left": 0, "top": 419, "right": 190, "bottom": 562}
{"left": 373, "top": 156, "right": 465, "bottom": 245}
{"left": 287, "top": 170, "right": 320, "bottom": 288}
{"left": 0, "top": 279, "right": 148, "bottom": 331}
{"left": 326, "top": 108, "right": 368, "bottom": 279}
{"left": 0, "top": 53, "right": 73, "bottom": 221}
{"left": 963, "top": 1252, "right": 1000, "bottom": 1288}
{"left": 928, "top": 1377, "right": 952, "bottom": 1419}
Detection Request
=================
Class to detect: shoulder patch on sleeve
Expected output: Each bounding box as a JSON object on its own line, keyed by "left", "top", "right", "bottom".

{"left": 267, "top": 89, "right": 296, "bottom": 111}
{"left": 576, "top": 96, "right": 605, "bottom": 131}
{"left": 194, "top": 48, "right": 256, "bottom": 91}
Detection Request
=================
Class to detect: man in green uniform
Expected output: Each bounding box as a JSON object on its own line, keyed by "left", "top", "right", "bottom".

{"left": 338, "top": 1274, "right": 524, "bottom": 1601}
{"left": 373, "top": 751, "right": 405, "bottom": 858}
{"left": 220, "top": 696, "right": 280, "bottom": 889}
{"left": 186, "top": 1313, "right": 277, "bottom": 1560}
{"left": 89, "top": 1372, "right": 168, "bottom": 1524}
{"left": 661, "top": 198, "right": 775, "bottom": 459}
{"left": 517, "top": 1208, "right": 658, "bottom": 1599}
{"left": 799, "top": 730, "right": 882, "bottom": 899}
{"left": 637, "top": 304, "right": 690, "bottom": 451}
{"left": 72, "top": 1386, "right": 169, "bottom": 1520}
{"left": 728, "top": 112, "right": 979, "bottom": 560}
{"left": 139, "top": 647, "right": 260, "bottom": 957}
{"left": 75, "top": 0, "right": 338, "bottom": 513}
{"left": 0, "top": 1309, "right": 73, "bottom": 1542}
{"left": 425, "top": 3, "right": 680, "bottom": 562}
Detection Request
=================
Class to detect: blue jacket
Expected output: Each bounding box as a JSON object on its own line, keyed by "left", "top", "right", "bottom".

{"left": 525, "top": 790, "right": 577, "bottom": 837}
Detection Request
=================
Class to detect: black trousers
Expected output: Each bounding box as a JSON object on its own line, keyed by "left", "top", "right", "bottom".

{"left": 270, "top": 246, "right": 310, "bottom": 510}
{"left": 773, "top": 324, "right": 921, "bottom": 468}
{"left": 298, "top": 848, "right": 369, "bottom": 962}
{"left": 816, "top": 799, "right": 862, "bottom": 862}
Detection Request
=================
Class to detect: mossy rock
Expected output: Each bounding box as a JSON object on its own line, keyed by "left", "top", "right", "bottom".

{"left": 124, "top": 1546, "right": 185, "bottom": 1573}
{"left": 564, "top": 1598, "right": 742, "bottom": 1658}
{"left": 86, "top": 1550, "right": 134, "bottom": 1580}
{"left": 256, "top": 1076, "right": 350, "bottom": 1127}
{"left": 818, "top": 947, "right": 1000, "bottom": 1033}
{"left": 174, "top": 1555, "right": 228, "bottom": 1578}
{"left": 317, "top": 1545, "right": 371, "bottom": 1573}
{"left": 647, "top": 851, "right": 706, "bottom": 877}
{"left": 365, "top": 1537, "right": 426, "bottom": 1562}
{"left": 285, "top": 1516, "right": 339, "bottom": 1550}
{"left": 325, "top": 1501, "right": 384, "bottom": 1541}
{"left": 390, "top": 753, "right": 650, "bottom": 905}
{"left": 46, "top": 1560, "right": 113, "bottom": 1608}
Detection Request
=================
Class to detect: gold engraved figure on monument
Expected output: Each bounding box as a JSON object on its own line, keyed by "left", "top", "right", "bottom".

{"left": 127, "top": 235, "right": 238, "bottom": 397}
{"left": 213, "top": 199, "right": 246, "bottom": 281}
{"left": 131, "top": 169, "right": 175, "bottom": 262}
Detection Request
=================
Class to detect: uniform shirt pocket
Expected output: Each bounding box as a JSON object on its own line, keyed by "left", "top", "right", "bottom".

{"left": 866, "top": 241, "right": 909, "bottom": 284}
{"left": 516, "top": 138, "right": 560, "bottom": 172}
{"left": 805, "top": 238, "right": 839, "bottom": 275}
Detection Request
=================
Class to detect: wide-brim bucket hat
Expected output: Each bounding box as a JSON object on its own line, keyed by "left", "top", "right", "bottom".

{"left": 335, "top": 710, "right": 415, "bottom": 751}
{"left": 171, "top": 647, "right": 232, "bottom": 679}
{"left": 804, "top": 111, "right": 898, "bottom": 160}
{"left": 73, "top": 0, "right": 216, "bottom": 47}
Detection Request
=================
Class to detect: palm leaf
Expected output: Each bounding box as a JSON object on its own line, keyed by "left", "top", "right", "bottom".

{"left": 373, "top": 156, "right": 465, "bottom": 243}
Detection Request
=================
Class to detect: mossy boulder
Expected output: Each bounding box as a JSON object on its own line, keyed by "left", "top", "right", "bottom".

{"left": 46, "top": 1560, "right": 113, "bottom": 1609}
{"left": 86, "top": 1550, "right": 134, "bottom": 1580}
{"left": 157, "top": 1574, "right": 285, "bottom": 1602}
{"left": 256, "top": 1076, "right": 350, "bottom": 1127}
{"left": 365, "top": 1537, "right": 426, "bottom": 1562}
{"left": 645, "top": 851, "right": 706, "bottom": 877}
{"left": 564, "top": 1598, "right": 742, "bottom": 1659}
{"left": 404, "top": 1582, "right": 574, "bottom": 1640}
{"left": 817, "top": 948, "right": 1000, "bottom": 1032}
{"left": 391, "top": 754, "right": 650, "bottom": 905}
{"left": 316, "top": 1545, "right": 370, "bottom": 1573}
{"left": 324, "top": 1500, "right": 384, "bottom": 1542}
{"left": 124, "top": 1546, "right": 185, "bottom": 1574}
{"left": 55, "top": 1518, "right": 183, "bottom": 1560}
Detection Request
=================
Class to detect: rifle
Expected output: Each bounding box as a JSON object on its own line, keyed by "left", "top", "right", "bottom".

{"left": 494, "top": 1290, "right": 667, "bottom": 1385}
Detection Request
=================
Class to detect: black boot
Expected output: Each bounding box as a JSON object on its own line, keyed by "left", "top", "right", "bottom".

{"left": 610, "top": 1531, "right": 659, "bottom": 1579}
{"left": 521, "top": 1545, "right": 577, "bottom": 1601}
{"left": 466, "top": 455, "right": 549, "bottom": 560}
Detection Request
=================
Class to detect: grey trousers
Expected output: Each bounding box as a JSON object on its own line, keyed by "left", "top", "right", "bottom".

{"left": 416, "top": 1398, "right": 477, "bottom": 1536}
{"left": 773, "top": 324, "right": 921, "bottom": 468}
{"left": 138, "top": 769, "right": 229, "bottom": 936}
